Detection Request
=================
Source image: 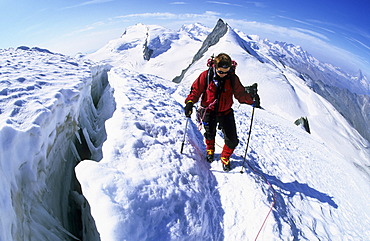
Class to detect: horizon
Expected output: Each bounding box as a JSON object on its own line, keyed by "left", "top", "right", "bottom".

{"left": 0, "top": 0, "right": 369, "bottom": 78}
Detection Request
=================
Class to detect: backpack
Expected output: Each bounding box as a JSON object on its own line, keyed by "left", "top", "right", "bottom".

{"left": 196, "top": 56, "right": 238, "bottom": 126}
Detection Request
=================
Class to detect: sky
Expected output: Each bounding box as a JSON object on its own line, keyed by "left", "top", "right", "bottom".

{"left": 0, "top": 0, "right": 369, "bottom": 77}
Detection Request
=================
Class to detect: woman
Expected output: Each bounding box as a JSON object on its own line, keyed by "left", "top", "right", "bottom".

{"left": 184, "top": 53, "right": 259, "bottom": 171}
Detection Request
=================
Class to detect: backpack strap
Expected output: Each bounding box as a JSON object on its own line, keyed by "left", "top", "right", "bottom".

{"left": 206, "top": 66, "right": 214, "bottom": 87}
{"left": 229, "top": 71, "right": 236, "bottom": 90}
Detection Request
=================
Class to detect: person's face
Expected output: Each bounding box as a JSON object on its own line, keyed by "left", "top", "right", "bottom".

{"left": 216, "top": 67, "right": 230, "bottom": 77}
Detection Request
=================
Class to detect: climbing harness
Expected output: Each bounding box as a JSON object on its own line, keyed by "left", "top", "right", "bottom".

{"left": 196, "top": 99, "right": 218, "bottom": 130}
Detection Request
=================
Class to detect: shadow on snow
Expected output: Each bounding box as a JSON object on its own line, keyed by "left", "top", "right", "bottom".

{"left": 230, "top": 149, "right": 338, "bottom": 240}
{"left": 181, "top": 119, "right": 225, "bottom": 241}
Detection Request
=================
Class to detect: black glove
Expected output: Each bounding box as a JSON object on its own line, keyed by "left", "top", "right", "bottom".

{"left": 253, "top": 94, "right": 261, "bottom": 108}
{"left": 245, "top": 83, "right": 258, "bottom": 99}
{"left": 245, "top": 83, "right": 261, "bottom": 108}
{"left": 184, "top": 101, "right": 193, "bottom": 117}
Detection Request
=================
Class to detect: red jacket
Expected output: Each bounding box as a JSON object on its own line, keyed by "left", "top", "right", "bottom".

{"left": 185, "top": 70, "right": 253, "bottom": 114}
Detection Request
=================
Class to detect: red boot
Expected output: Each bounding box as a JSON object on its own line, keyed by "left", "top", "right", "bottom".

{"left": 221, "top": 157, "right": 231, "bottom": 171}
{"left": 221, "top": 145, "right": 234, "bottom": 171}
{"left": 205, "top": 139, "right": 215, "bottom": 163}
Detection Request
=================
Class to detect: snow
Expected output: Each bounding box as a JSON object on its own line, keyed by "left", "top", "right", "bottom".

{"left": 76, "top": 63, "right": 370, "bottom": 239}
{"left": 0, "top": 47, "right": 108, "bottom": 240}
{"left": 1, "top": 21, "right": 370, "bottom": 241}
{"left": 79, "top": 23, "right": 369, "bottom": 240}
{"left": 88, "top": 23, "right": 205, "bottom": 81}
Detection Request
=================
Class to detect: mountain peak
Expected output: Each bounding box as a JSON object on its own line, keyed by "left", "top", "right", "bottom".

{"left": 173, "top": 19, "right": 228, "bottom": 83}
{"left": 180, "top": 22, "right": 209, "bottom": 32}
{"left": 16, "top": 46, "right": 55, "bottom": 55}
{"left": 179, "top": 22, "right": 211, "bottom": 41}
{"left": 357, "top": 69, "right": 364, "bottom": 79}
{"left": 192, "top": 18, "right": 228, "bottom": 60}
{"left": 121, "top": 23, "right": 148, "bottom": 36}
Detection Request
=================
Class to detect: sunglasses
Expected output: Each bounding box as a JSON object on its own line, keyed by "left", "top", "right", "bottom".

{"left": 216, "top": 70, "right": 230, "bottom": 75}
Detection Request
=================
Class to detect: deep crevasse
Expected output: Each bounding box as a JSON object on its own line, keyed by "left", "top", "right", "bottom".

{"left": 0, "top": 48, "right": 114, "bottom": 241}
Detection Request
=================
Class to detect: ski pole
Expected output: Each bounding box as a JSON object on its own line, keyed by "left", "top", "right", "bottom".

{"left": 240, "top": 106, "right": 255, "bottom": 174}
{"left": 180, "top": 117, "right": 190, "bottom": 154}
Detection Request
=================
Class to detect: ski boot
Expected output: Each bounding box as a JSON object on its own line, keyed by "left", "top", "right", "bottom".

{"left": 221, "top": 157, "right": 231, "bottom": 171}
{"left": 206, "top": 149, "right": 214, "bottom": 163}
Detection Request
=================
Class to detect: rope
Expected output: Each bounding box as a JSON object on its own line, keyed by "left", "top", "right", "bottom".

{"left": 212, "top": 146, "right": 274, "bottom": 240}
{"left": 196, "top": 99, "right": 218, "bottom": 130}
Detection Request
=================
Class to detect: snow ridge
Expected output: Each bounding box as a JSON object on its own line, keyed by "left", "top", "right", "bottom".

{"left": 76, "top": 69, "right": 225, "bottom": 240}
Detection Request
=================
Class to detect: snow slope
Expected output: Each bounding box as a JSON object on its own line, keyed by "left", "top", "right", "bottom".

{"left": 76, "top": 67, "right": 370, "bottom": 240}
{"left": 88, "top": 23, "right": 207, "bottom": 82}
{"left": 250, "top": 35, "right": 370, "bottom": 144}
{"left": 76, "top": 22, "right": 370, "bottom": 240}
{"left": 0, "top": 20, "right": 369, "bottom": 241}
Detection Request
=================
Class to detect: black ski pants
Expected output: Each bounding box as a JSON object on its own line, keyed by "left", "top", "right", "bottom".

{"left": 203, "top": 109, "right": 239, "bottom": 149}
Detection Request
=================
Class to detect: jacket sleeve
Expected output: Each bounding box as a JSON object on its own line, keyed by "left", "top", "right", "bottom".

{"left": 233, "top": 75, "right": 254, "bottom": 105}
{"left": 185, "top": 70, "right": 208, "bottom": 104}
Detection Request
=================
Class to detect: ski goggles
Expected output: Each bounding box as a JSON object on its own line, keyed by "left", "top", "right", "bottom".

{"left": 216, "top": 70, "right": 230, "bottom": 74}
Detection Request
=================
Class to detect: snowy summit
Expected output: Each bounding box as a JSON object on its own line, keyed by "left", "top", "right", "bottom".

{"left": 0, "top": 19, "right": 369, "bottom": 241}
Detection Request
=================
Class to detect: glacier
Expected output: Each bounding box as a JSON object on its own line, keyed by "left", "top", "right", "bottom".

{"left": 0, "top": 19, "right": 369, "bottom": 240}
{"left": 0, "top": 47, "right": 113, "bottom": 240}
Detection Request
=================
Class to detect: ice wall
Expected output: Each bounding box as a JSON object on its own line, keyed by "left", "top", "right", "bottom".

{"left": 71, "top": 64, "right": 116, "bottom": 240}
{"left": 0, "top": 47, "right": 114, "bottom": 240}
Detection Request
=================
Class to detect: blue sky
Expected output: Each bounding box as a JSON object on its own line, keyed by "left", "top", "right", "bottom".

{"left": 1, "top": 0, "right": 369, "bottom": 77}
